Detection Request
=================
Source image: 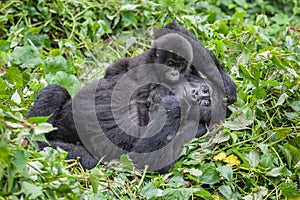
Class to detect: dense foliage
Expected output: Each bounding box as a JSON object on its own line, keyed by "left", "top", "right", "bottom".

{"left": 0, "top": 0, "right": 299, "bottom": 199}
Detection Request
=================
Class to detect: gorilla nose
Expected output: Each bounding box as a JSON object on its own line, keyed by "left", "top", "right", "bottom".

{"left": 191, "top": 84, "right": 210, "bottom": 101}
{"left": 200, "top": 85, "right": 210, "bottom": 96}
{"left": 200, "top": 99, "right": 211, "bottom": 107}
{"left": 170, "top": 70, "right": 179, "bottom": 77}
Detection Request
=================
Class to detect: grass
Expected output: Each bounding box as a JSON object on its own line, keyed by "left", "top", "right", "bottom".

{"left": 0, "top": 0, "right": 299, "bottom": 199}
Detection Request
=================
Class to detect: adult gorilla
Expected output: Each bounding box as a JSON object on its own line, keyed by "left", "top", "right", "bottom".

{"left": 27, "top": 22, "right": 236, "bottom": 172}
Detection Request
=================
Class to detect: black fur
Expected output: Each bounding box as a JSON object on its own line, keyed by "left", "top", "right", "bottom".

{"left": 27, "top": 22, "right": 236, "bottom": 172}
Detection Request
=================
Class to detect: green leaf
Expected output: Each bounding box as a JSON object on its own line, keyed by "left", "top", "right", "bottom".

{"left": 119, "top": 154, "right": 134, "bottom": 171}
{"left": 45, "top": 71, "right": 82, "bottom": 96}
{"left": 13, "top": 149, "right": 28, "bottom": 175}
{"left": 219, "top": 185, "right": 233, "bottom": 199}
{"left": 266, "top": 166, "right": 284, "bottom": 177}
{"left": 194, "top": 187, "right": 212, "bottom": 199}
{"left": 22, "top": 182, "right": 43, "bottom": 199}
{"left": 121, "top": 12, "right": 138, "bottom": 26}
{"left": 260, "top": 154, "right": 274, "bottom": 168}
{"left": 168, "top": 176, "right": 186, "bottom": 188}
{"left": 11, "top": 90, "right": 21, "bottom": 104}
{"left": 162, "top": 188, "right": 195, "bottom": 200}
{"left": 140, "top": 182, "right": 160, "bottom": 199}
{"left": 120, "top": 4, "right": 141, "bottom": 11}
{"left": 27, "top": 116, "right": 50, "bottom": 124}
{"left": 280, "top": 182, "right": 300, "bottom": 198}
{"left": 217, "top": 166, "right": 233, "bottom": 181}
{"left": 284, "top": 143, "right": 300, "bottom": 167}
{"left": 199, "top": 164, "right": 220, "bottom": 184}
{"left": 5, "top": 67, "right": 23, "bottom": 88}
{"left": 0, "top": 40, "right": 11, "bottom": 52}
{"left": 34, "top": 122, "right": 57, "bottom": 135}
{"left": 5, "top": 121, "right": 24, "bottom": 128}
{"left": 44, "top": 56, "right": 72, "bottom": 74}
{"left": 271, "top": 13, "right": 290, "bottom": 25}
{"left": 183, "top": 168, "right": 203, "bottom": 177}
{"left": 11, "top": 46, "right": 42, "bottom": 68}
{"left": 274, "top": 93, "right": 288, "bottom": 107}
{"left": 246, "top": 151, "right": 260, "bottom": 167}
{"left": 290, "top": 101, "right": 300, "bottom": 112}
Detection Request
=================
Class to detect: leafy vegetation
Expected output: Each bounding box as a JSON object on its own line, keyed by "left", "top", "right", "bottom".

{"left": 0, "top": 0, "right": 299, "bottom": 199}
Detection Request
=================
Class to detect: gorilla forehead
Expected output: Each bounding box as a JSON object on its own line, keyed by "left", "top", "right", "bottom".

{"left": 153, "top": 33, "right": 193, "bottom": 63}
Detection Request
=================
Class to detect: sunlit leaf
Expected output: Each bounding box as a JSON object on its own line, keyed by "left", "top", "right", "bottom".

{"left": 217, "top": 166, "right": 233, "bottom": 181}
{"left": 11, "top": 90, "right": 21, "bottom": 104}
{"left": 34, "top": 122, "right": 57, "bottom": 135}
{"left": 273, "top": 93, "right": 288, "bottom": 107}
{"left": 11, "top": 46, "right": 42, "bottom": 68}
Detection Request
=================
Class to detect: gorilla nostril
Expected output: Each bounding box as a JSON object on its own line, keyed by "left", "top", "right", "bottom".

{"left": 202, "top": 86, "right": 209, "bottom": 94}
{"left": 171, "top": 71, "right": 179, "bottom": 77}
{"left": 201, "top": 99, "right": 211, "bottom": 106}
{"left": 192, "top": 94, "right": 197, "bottom": 101}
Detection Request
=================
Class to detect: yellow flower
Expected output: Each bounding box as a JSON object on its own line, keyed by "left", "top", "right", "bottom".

{"left": 224, "top": 155, "right": 241, "bottom": 166}
{"left": 213, "top": 152, "right": 227, "bottom": 161}
{"left": 213, "top": 152, "right": 241, "bottom": 167}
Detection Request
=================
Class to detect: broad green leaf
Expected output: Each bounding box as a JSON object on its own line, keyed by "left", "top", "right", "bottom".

{"left": 271, "top": 13, "right": 290, "bottom": 25}
{"left": 121, "top": 12, "right": 137, "bottom": 26}
{"left": 119, "top": 154, "right": 134, "bottom": 171}
{"left": 0, "top": 40, "right": 11, "bottom": 52}
{"left": 162, "top": 188, "right": 195, "bottom": 200}
{"left": 217, "top": 166, "right": 233, "bottom": 181}
{"left": 11, "top": 46, "right": 42, "bottom": 68}
{"left": 183, "top": 168, "right": 203, "bottom": 177}
{"left": 242, "top": 186, "right": 268, "bottom": 200}
{"left": 199, "top": 164, "right": 220, "bottom": 184}
{"left": 11, "top": 90, "right": 21, "bottom": 104}
{"left": 22, "top": 182, "right": 43, "bottom": 199}
{"left": 34, "top": 122, "right": 57, "bottom": 135}
{"left": 5, "top": 67, "right": 23, "bottom": 88}
{"left": 284, "top": 112, "right": 299, "bottom": 120}
{"left": 5, "top": 121, "right": 24, "bottom": 128}
{"left": 13, "top": 149, "right": 28, "bottom": 175}
{"left": 45, "top": 71, "right": 82, "bottom": 96}
{"left": 140, "top": 182, "right": 160, "bottom": 199}
{"left": 224, "top": 117, "right": 253, "bottom": 130}
{"left": 168, "top": 176, "right": 186, "bottom": 188}
{"left": 27, "top": 116, "right": 50, "bottom": 124}
{"left": 274, "top": 93, "right": 288, "bottom": 107}
{"left": 44, "top": 56, "right": 72, "bottom": 74}
{"left": 194, "top": 187, "right": 212, "bottom": 199}
{"left": 246, "top": 151, "right": 260, "bottom": 167}
{"left": 260, "top": 154, "right": 274, "bottom": 168}
{"left": 284, "top": 144, "right": 300, "bottom": 167}
{"left": 120, "top": 4, "right": 140, "bottom": 11}
{"left": 280, "top": 182, "right": 300, "bottom": 198}
{"left": 290, "top": 101, "right": 300, "bottom": 112}
{"left": 266, "top": 166, "right": 284, "bottom": 177}
{"left": 219, "top": 185, "right": 233, "bottom": 199}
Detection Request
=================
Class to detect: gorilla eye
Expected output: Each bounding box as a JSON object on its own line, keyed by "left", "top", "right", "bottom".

{"left": 167, "top": 60, "right": 175, "bottom": 66}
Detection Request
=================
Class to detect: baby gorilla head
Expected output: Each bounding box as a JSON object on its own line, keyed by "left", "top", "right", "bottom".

{"left": 154, "top": 49, "right": 189, "bottom": 83}
{"left": 152, "top": 33, "right": 193, "bottom": 84}
{"left": 191, "top": 83, "right": 211, "bottom": 107}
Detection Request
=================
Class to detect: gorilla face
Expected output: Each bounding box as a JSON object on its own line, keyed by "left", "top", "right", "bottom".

{"left": 154, "top": 49, "right": 190, "bottom": 83}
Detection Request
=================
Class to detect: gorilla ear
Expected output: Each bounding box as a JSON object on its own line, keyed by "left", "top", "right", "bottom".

{"left": 153, "top": 48, "right": 159, "bottom": 58}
